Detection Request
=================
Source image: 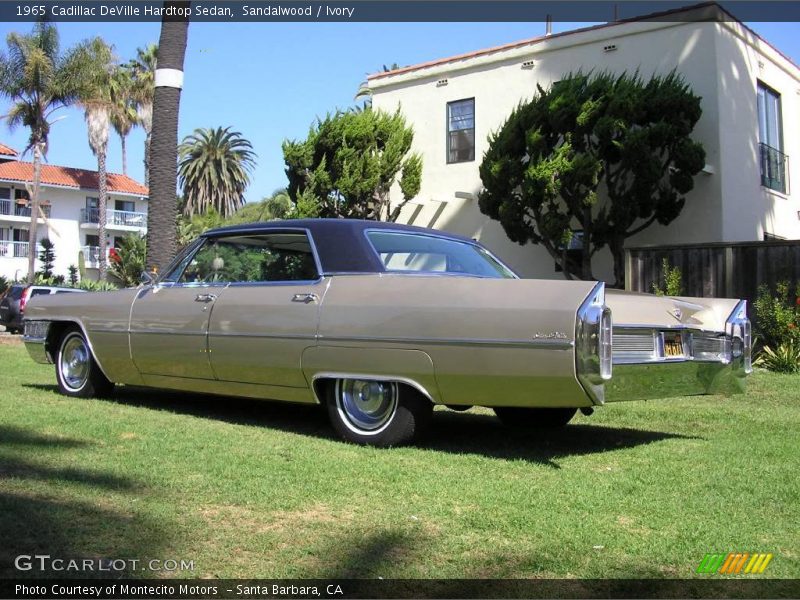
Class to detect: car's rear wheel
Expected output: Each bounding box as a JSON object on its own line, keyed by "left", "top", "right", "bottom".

{"left": 326, "top": 378, "right": 432, "bottom": 446}
{"left": 493, "top": 407, "right": 577, "bottom": 428}
{"left": 55, "top": 327, "right": 114, "bottom": 398}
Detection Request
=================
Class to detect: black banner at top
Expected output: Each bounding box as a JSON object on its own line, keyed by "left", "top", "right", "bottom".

{"left": 3, "top": 1, "right": 800, "bottom": 22}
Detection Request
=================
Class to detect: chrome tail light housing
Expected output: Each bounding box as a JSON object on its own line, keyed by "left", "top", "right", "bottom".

{"left": 576, "top": 282, "right": 612, "bottom": 404}
{"left": 726, "top": 300, "right": 752, "bottom": 374}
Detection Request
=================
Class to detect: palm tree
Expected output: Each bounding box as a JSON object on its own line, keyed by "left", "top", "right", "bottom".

{"left": 178, "top": 127, "right": 256, "bottom": 218}
{"left": 128, "top": 43, "right": 157, "bottom": 185}
{"left": 146, "top": 4, "right": 189, "bottom": 273}
{"left": 0, "top": 23, "right": 96, "bottom": 283}
{"left": 109, "top": 64, "right": 138, "bottom": 176}
{"left": 78, "top": 39, "right": 116, "bottom": 281}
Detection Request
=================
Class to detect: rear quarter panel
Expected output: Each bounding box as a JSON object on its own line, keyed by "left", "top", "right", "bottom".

{"left": 314, "top": 275, "right": 597, "bottom": 407}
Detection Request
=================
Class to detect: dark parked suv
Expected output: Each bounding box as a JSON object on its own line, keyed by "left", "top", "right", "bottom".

{"left": 0, "top": 284, "right": 85, "bottom": 334}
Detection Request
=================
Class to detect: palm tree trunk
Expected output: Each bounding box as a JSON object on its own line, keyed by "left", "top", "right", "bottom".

{"left": 121, "top": 134, "right": 128, "bottom": 176}
{"left": 146, "top": 2, "right": 190, "bottom": 274}
{"left": 26, "top": 142, "right": 44, "bottom": 284}
{"left": 143, "top": 127, "right": 150, "bottom": 186}
{"left": 97, "top": 149, "right": 108, "bottom": 281}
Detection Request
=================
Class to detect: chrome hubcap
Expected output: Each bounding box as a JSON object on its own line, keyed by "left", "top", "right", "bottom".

{"left": 60, "top": 335, "right": 90, "bottom": 391}
{"left": 337, "top": 379, "right": 398, "bottom": 433}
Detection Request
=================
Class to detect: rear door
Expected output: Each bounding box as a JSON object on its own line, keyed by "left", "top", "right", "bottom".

{"left": 207, "top": 230, "right": 323, "bottom": 387}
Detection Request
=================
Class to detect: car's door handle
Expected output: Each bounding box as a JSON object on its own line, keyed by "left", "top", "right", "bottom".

{"left": 291, "top": 293, "right": 319, "bottom": 304}
{"left": 194, "top": 293, "right": 217, "bottom": 303}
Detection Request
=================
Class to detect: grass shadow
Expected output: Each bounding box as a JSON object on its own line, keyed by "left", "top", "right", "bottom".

{"left": 24, "top": 384, "right": 699, "bottom": 467}
{"left": 0, "top": 425, "right": 164, "bottom": 578}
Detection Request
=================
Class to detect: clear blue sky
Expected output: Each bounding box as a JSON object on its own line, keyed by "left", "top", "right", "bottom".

{"left": 0, "top": 17, "right": 797, "bottom": 203}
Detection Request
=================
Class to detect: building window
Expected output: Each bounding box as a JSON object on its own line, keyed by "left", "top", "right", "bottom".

{"left": 115, "top": 199, "right": 135, "bottom": 213}
{"left": 554, "top": 230, "right": 584, "bottom": 274}
{"left": 447, "top": 98, "right": 475, "bottom": 163}
{"left": 757, "top": 82, "right": 787, "bottom": 193}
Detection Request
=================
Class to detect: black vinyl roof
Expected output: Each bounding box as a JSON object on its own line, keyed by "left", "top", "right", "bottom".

{"left": 203, "top": 218, "right": 480, "bottom": 274}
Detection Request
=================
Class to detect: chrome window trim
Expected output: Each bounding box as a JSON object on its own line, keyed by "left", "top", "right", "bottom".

{"left": 362, "top": 228, "right": 520, "bottom": 279}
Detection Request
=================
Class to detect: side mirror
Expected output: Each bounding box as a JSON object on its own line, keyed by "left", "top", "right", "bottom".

{"left": 139, "top": 270, "right": 156, "bottom": 286}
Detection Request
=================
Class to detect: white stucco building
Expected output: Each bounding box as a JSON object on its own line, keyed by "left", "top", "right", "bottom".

{"left": 369, "top": 3, "right": 800, "bottom": 280}
{"left": 0, "top": 144, "right": 148, "bottom": 281}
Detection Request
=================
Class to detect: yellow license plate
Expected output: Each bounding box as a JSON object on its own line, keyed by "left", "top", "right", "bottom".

{"left": 663, "top": 333, "right": 684, "bottom": 357}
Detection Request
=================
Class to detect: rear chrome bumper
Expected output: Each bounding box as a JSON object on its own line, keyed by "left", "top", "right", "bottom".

{"left": 23, "top": 320, "right": 52, "bottom": 365}
{"left": 604, "top": 301, "right": 750, "bottom": 402}
{"left": 605, "top": 357, "right": 747, "bottom": 402}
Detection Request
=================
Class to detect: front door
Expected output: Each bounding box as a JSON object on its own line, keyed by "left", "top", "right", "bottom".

{"left": 129, "top": 238, "right": 224, "bottom": 379}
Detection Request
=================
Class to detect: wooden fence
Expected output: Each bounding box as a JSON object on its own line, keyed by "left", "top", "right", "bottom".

{"left": 625, "top": 240, "right": 800, "bottom": 305}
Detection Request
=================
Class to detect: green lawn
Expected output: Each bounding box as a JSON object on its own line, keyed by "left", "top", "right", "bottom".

{"left": 0, "top": 341, "right": 798, "bottom": 580}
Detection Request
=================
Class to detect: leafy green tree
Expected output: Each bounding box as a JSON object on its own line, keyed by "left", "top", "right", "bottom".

{"left": 36, "top": 237, "right": 55, "bottom": 279}
{"left": 479, "top": 71, "right": 705, "bottom": 286}
{"left": 0, "top": 22, "right": 100, "bottom": 283}
{"left": 283, "top": 107, "right": 422, "bottom": 221}
{"left": 178, "top": 126, "right": 257, "bottom": 218}
{"left": 226, "top": 188, "right": 292, "bottom": 224}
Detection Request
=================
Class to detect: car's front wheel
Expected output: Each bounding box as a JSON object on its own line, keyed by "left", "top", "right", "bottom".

{"left": 493, "top": 407, "right": 577, "bottom": 428}
{"left": 55, "top": 327, "right": 114, "bottom": 398}
{"left": 326, "top": 378, "right": 432, "bottom": 446}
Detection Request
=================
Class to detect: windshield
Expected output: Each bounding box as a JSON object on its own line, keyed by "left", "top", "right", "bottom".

{"left": 366, "top": 231, "right": 517, "bottom": 279}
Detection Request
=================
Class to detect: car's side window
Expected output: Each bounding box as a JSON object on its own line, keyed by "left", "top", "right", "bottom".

{"left": 177, "top": 232, "right": 319, "bottom": 284}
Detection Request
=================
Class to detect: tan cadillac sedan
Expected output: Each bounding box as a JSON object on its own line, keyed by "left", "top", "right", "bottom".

{"left": 23, "top": 220, "right": 752, "bottom": 446}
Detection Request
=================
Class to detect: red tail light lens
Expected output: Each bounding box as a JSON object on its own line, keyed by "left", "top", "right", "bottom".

{"left": 19, "top": 287, "right": 31, "bottom": 313}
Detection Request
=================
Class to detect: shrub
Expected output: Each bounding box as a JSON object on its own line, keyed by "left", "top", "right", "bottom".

{"left": 108, "top": 234, "right": 146, "bottom": 287}
{"left": 753, "top": 282, "right": 800, "bottom": 373}
{"left": 753, "top": 282, "right": 800, "bottom": 350}
{"left": 652, "top": 258, "right": 684, "bottom": 297}
{"left": 754, "top": 341, "right": 800, "bottom": 374}
{"left": 0, "top": 275, "right": 8, "bottom": 296}
{"left": 36, "top": 237, "right": 56, "bottom": 279}
{"left": 77, "top": 279, "right": 118, "bottom": 292}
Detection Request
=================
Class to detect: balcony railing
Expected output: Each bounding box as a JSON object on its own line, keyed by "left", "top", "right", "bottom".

{"left": 0, "top": 241, "right": 30, "bottom": 258}
{"left": 760, "top": 142, "right": 789, "bottom": 194}
{"left": 81, "top": 207, "right": 147, "bottom": 228}
{"left": 0, "top": 199, "right": 51, "bottom": 218}
{"left": 81, "top": 245, "right": 116, "bottom": 268}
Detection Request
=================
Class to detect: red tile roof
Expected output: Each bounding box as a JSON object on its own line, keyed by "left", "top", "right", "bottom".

{"left": 0, "top": 160, "right": 148, "bottom": 196}
{"left": 0, "top": 143, "right": 18, "bottom": 157}
{"left": 368, "top": 2, "right": 799, "bottom": 81}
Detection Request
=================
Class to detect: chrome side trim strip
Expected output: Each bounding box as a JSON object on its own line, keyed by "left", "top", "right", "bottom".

{"left": 316, "top": 334, "right": 574, "bottom": 350}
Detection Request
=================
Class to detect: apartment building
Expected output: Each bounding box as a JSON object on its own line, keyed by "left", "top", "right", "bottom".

{"left": 0, "top": 144, "right": 148, "bottom": 281}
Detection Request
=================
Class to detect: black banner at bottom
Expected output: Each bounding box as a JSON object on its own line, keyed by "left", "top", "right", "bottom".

{"left": 2, "top": 579, "right": 799, "bottom": 599}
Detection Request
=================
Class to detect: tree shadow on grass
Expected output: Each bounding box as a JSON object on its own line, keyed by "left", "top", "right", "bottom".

{"left": 24, "top": 384, "right": 699, "bottom": 468}
{"left": 0, "top": 426, "right": 165, "bottom": 579}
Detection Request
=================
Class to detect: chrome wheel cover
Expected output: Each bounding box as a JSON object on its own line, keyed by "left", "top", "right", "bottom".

{"left": 60, "top": 334, "right": 90, "bottom": 391}
{"left": 336, "top": 379, "right": 398, "bottom": 434}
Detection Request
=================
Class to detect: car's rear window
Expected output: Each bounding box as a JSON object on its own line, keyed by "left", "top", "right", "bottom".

{"left": 366, "top": 231, "right": 517, "bottom": 279}
{"left": 30, "top": 289, "right": 52, "bottom": 297}
{"left": 8, "top": 286, "right": 24, "bottom": 300}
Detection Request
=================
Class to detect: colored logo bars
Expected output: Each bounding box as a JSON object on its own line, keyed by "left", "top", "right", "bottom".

{"left": 697, "top": 553, "right": 773, "bottom": 574}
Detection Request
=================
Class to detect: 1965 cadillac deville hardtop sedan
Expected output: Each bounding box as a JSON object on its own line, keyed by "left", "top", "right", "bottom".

{"left": 23, "top": 219, "right": 751, "bottom": 446}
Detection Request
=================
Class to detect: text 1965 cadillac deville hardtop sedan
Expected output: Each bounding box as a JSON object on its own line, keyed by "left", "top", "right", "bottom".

{"left": 23, "top": 219, "right": 751, "bottom": 446}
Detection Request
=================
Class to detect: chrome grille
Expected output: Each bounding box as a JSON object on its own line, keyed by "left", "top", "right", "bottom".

{"left": 612, "top": 330, "right": 656, "bottom": 363}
